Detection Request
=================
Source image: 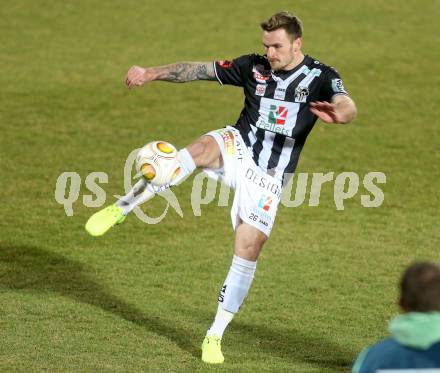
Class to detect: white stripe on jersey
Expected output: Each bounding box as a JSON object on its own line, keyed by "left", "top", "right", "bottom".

{"left": 244, "top": 65, "right": 308, "bottom": 178}
{"left": 270, "top": 65, "right": 309, "bottom": 84}
{"left": 296, "top": 68, "right": 322, "bottom": 88}
{"left": 274, "top": 137, "right": 296, "bottom": 181}
{"left": 248, "top": 127, "right": 257, "bottom": 149}
{"left": 252, "top": 66, "right": 308, "bottom": 177}
{"left": 257, "top": 131, "right": 276, "bottom": 172}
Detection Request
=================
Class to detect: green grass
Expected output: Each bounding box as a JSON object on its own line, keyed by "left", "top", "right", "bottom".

{"left": 1, "top": 0, "right": 439, "bottom": 371}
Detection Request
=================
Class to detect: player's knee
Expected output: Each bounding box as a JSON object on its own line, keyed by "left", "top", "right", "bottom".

{"left": 187, "top": 136, "right": 221, "bottom": 168}
{"left": 235, "top": 235, "right": 266, "bottom": 261}
{"left": 235, "top": 243, "right": 263, "bottom": 261}
{"left": 187, "top": 141, "right": 207, "bottom": 160}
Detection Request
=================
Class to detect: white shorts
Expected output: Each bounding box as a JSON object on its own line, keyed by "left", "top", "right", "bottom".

{"left": 203, "top": 126, "right": 282, "bottom": 237}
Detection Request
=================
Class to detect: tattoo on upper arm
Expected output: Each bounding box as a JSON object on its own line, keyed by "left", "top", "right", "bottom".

{"left": 154, "top": 62, "right": 216, "bottom": 83}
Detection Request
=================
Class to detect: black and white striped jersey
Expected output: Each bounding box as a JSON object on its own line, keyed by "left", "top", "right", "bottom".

{"left": 213, "top": 54, "right": 349, "bottom": 182}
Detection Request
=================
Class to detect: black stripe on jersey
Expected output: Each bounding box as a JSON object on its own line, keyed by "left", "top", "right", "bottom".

{"left": 262, "top": 81, "right": 276, "bottom": 99}
{"left": 283, "top": 138, "right": 306, "bottom": 184}
{"left": 267, "top": 134, "right": 285, "bottom": 171}
{"left": 252, "top": 128, "right": 265, "bottom": 165}
{"left": 283, "top": 72, "right": 312, "bottom": 102}
{"left": 236, "top": 116, "right": 252, "bottom": 148}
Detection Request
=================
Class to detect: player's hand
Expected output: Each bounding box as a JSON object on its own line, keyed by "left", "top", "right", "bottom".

{"left": 125, "top": 66, "right": 151, "bottom": 89}
{"left": 309, "top": 101, "right": 343, "bottom": 124}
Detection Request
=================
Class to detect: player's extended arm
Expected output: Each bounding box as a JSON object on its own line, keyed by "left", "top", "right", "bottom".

{"left": 125, "top": 62, "right": 216, "bottom": 88}
{"left": 310, "top": 95, "right": 357, "bottom": 124}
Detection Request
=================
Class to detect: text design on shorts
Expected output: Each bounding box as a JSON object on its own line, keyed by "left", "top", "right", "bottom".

{"left": 245, "top": 167, "right": 281, "bottom": 197}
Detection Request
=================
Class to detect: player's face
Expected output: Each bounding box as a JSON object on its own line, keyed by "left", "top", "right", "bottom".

{"left": 263, "top": 29, "right": 302, "bottom": 71}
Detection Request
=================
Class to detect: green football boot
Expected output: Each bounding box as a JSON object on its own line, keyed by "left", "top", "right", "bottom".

{"left": 85, "top": 204, "right": 126, "bottom": 237}
{"left": 201, "top": 335, "right": 224, "bottom": 364}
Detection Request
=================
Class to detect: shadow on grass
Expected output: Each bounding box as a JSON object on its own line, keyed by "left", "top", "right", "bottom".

{"left": 0, "top": 243, "right": 200, "bottom": 359}
{"left": 0, "top": 243, "right": 356, "bottom": 370}
{"left": 233, "top": 320, "right": 355, "bottom": 370}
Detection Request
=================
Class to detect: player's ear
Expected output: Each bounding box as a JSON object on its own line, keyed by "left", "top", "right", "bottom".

{"left": 294, "top": 37, "right": 302, "bottom": 50}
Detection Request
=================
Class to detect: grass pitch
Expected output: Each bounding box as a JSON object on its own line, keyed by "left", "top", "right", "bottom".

{"left": 1, "top": 0, "right": 439, "bottom": 372}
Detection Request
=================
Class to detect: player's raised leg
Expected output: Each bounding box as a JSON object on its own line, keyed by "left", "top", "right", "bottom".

{"left": 85, "top": 135, "right": 221, "bottom": 236}
{"left": 202, "top": 222, "right": 267, "bottom": 364}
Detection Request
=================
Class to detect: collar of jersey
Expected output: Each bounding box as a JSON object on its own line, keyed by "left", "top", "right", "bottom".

{"left": 271, "top": 55, "right": 310, "bottom": 82}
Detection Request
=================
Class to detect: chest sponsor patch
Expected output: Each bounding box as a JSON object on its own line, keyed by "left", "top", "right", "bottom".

{"left": 255, "top": 97, "right": 300, "bottom": 137}
{"left": 274, "top": 87, "right": 287, "bottom": 100}
{"left": 255, "top": 84, "right": 266, "bottom": 96}
{"left": 252, "top": 66, "right": 270, "bottom": 83}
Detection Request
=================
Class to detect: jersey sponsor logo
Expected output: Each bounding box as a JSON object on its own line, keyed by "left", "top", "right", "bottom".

{"left": 274, "top": 87, "right": 287, "bottom": 100}
{"left": 218, "top": 60, "right": 233, "bottom": 68}
{"left": 269, "top": 104, "right": 288, "bottom": 125}
{"left": 252, "top": 66, "right": 270, "bottom": 83}
{"left": 331, "top": 78, "right": 347, "bottom": 94}
{"left": 258, "top": 194, "right": 273, "bottom": 211}
{"left": 256, "top": 98, "right": 299, "bottom": 137}
{"left": 255, "top": 84, "right": 266, "bottom": 96}
{"left": 253, "top": 72, "right": 270, "bottom": 83}
{"left": 294, "top": 86, "right": 309, "bottom": 102}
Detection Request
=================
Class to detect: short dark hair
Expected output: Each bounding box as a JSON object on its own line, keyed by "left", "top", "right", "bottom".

{"left": 260, "top": 11, "right": 303, "bottom": 40}
{"left": 400, "top": 261, "right": 440, "bottom": 312}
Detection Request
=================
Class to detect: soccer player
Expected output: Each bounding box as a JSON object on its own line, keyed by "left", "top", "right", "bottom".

{"left": 85, "top": 11, "right": 357, "bottom": 364}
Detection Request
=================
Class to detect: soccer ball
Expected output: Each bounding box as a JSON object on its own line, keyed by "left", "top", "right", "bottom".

{"left": 136, "top": 141, "right": 180, "bottom": 186}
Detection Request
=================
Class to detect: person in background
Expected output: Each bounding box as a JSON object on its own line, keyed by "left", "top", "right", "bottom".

{"left": 352, "top": 261, "right": 440, "bottom": 372}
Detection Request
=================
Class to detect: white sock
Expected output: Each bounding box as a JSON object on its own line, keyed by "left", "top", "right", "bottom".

{"left": 207, "top": 305, "right": 234, "bottom": 338}
{"left": 115, "top": 178, "right": 152, "bottom": 215}
{"left": 171, "top": 148, "right": 196, "bottom": 186}
{"left": 115, "top": 148, "right": 196, "bottom": 215}
{"left": 207, "top": 255, "right": 257, "bottom": 338}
